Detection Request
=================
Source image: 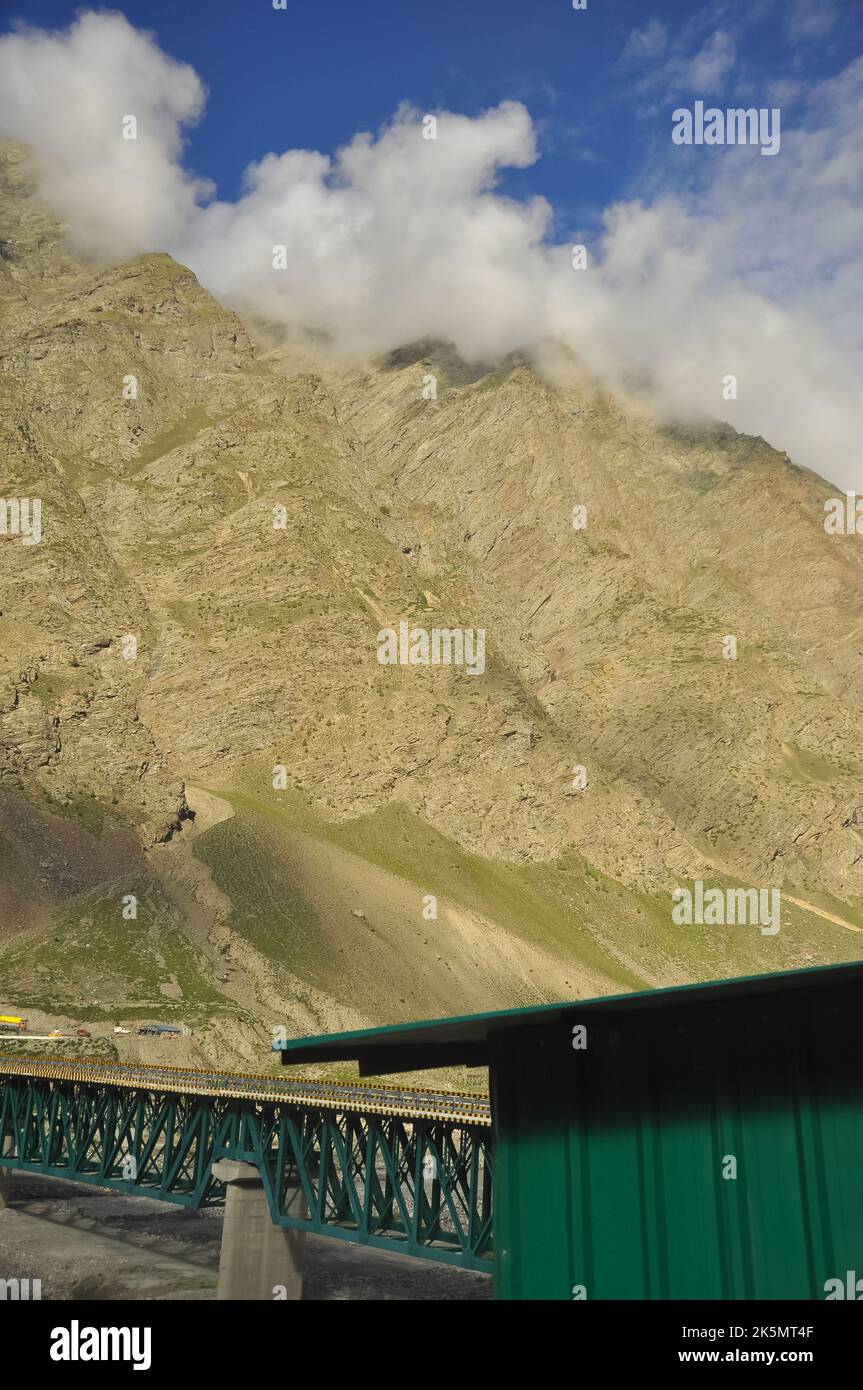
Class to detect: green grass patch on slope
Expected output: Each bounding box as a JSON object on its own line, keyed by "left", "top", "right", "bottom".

{"left": 133, "top": 406, "right": 214, "bottom": 472}
{"left": 0, "top": 876, "right": 223, "bottom": 1019}
{"left": 196, "top": 786, "right": 649, "bottom": 997}
{"left": 196, "top": 783, "right": 863, "bottom": 1016}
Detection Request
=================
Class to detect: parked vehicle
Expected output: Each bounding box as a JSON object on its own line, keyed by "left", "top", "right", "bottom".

{"left": 0, "top": 1015, "right": 28, "bottom": 1034}
{"left": 113, "top": 1026, "right": 130, "bottom": 1035}
{"left": 48, "top": 1029, "right": 65, "bottom": 1038}
{"left": 76, "top": 1028, "right": 91, "bottom": 1038}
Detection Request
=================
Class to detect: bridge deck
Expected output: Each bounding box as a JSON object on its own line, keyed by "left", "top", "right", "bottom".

{"left": 0, "top": 1054, "right": 491, "bottom": 1125}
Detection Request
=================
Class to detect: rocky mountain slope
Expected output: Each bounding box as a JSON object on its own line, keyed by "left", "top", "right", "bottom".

{"left": 1, "top": 139, "right": 861, "bottom": 1067}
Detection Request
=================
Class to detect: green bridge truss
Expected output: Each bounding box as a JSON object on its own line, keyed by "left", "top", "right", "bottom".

{"left": 0, "top": 1066, "right": 493, "bottom": 1270}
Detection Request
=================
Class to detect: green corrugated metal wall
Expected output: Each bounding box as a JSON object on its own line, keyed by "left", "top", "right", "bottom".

{"left": 490, "top": 973, "right": 863, "bottom": 1299}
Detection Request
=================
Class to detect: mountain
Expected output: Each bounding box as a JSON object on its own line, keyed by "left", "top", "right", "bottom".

{"left": 1, "top": 139, "right": 861, "bottom": 1070}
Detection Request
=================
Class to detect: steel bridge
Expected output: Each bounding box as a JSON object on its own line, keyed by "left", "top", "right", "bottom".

{"left": 0, "top": 1055, "right": 493, "bottom": 1270}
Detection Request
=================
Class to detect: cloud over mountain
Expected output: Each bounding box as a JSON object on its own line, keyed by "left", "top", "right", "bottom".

{"left": 0, "top": 9, "right": 860, "bottom": 488}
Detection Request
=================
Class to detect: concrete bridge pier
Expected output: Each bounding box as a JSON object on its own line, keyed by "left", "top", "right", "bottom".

{"left": 0, "top": 1167, "right": 11, "bottom": 1211}
{"left": 213, "top": 1159, "right": 306, "bottom": 1300}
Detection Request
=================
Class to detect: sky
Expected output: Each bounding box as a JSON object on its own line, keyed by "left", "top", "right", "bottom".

{"left": 1, "top": 0, "right": 862, "bottom": 486}
{"left": 6, "top": 0, "right": 862, "bottom": 241}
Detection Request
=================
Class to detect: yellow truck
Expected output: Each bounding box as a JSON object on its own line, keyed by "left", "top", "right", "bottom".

{"left": 0, "top": 1015, "right": 27, "bottom": 1034}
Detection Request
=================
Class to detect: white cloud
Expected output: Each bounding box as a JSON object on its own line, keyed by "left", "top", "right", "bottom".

{"left": 180, "top": 100, "right": 549, "bottom": 362}
{"left": 787, "top": 0, "right": 839, "bottom": 43}
{"left": 0, "top": 11, "right": 208, "bottom": 260}
{"left": 621, "top": 22, "right": 738, "bottom": 103}
{"left": 0, "top": 11, "right": 861, "bottom": 490}
{"left": 687, "top": 31, "right": 737, "bottom": 90}
{"left": 622, "top": 19, "right": 668, "bottom": 66}
{"left": 767, "top": 78, "right": 804, "bottom": 106}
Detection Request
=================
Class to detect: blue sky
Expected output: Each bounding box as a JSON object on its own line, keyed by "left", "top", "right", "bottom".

{"left": 5, "top": 0, "right": 862, "bottom": 244}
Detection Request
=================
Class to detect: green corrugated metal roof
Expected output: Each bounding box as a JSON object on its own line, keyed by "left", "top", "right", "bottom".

{"left": 274, "top": 959, "right": 863, "bottom": 1074}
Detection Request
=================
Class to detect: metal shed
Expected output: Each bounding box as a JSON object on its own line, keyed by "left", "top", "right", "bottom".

{"left": 275, "top": 961, "right": 863, "bottom": 1300}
